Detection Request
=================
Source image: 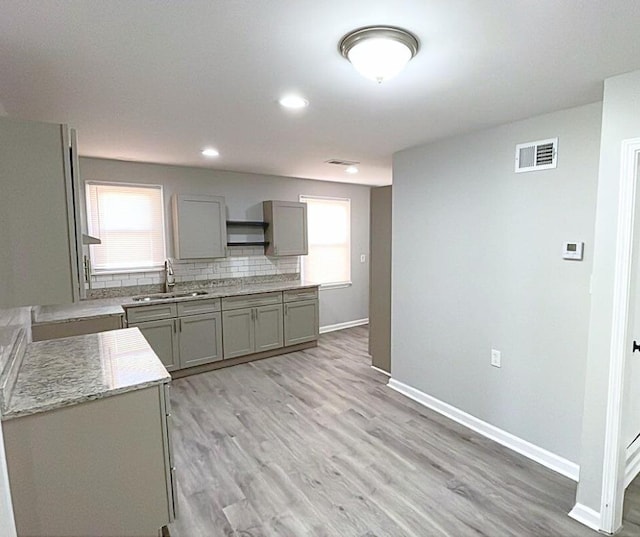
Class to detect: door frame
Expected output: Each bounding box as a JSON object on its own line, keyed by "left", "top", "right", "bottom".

{"left": 600, "top": 138, "right": 640, "bottom": 533}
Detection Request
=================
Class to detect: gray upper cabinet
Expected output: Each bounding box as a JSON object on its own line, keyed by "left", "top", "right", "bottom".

{"left": 178, "top": 312, "right": 223, "bottom": 368}
{"left": 263, "top": 200, "right": 308, "bottom": 256}
{"left": 0, "top": 117, "right": 81, "bottom": 307}
{"left": 172, "top": 194, "right": 227, "bottom": 259}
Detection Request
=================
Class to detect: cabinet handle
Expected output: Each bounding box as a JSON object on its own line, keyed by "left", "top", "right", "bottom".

{"left": 178, "top": 318, "right": 182, "bottom": 332}
{"left": 173, "top": 319, "right": 177, "bottom": 333}
{"left": 285, "top": 304, "right": 288, "bottom": 315}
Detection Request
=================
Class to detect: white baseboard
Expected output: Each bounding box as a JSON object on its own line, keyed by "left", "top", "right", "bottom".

{"left": 387, "top": 378, "right": 580, "bottom": 482}
{"left": 625, "top": 436, "right": 640, "bottom": 488}
{"left": 568, "top": 503, "right": 602, "bottom": 532}
{"left": 371, "top": 365, "right": 391, "bottom": 376}
{"left": 319, "top": 318, "right": 368, "bottom": 334}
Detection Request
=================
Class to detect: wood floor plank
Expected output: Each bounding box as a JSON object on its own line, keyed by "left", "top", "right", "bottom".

{"left": 168, "top": 325, "right": 636, "bottom": 537}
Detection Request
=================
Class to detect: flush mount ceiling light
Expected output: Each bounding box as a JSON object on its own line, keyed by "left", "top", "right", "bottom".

{"left": 339, "top": 25, "right": 419, "bottom": 83}
{"left": 278, "top": 95, "right": 309, "bottom": 109}
{"left": 345, "top": 165, "right": 359, "bottom": 174}
{"left": 201, "top": 147, "right": 219, "bottom": 158}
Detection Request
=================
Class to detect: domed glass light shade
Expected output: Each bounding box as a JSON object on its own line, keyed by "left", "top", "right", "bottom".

{"left": 340, "top": 26, "right": 419, "bottom": 83}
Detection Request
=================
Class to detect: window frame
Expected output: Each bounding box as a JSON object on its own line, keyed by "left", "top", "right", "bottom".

{"left": 85, "top": 180, "right": 167, "bottom": 274}
{"left": 299, "top": 194, "right": 352, "bottom": 289}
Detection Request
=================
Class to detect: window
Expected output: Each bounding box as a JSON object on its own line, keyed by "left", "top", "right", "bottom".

{"left": 86, "top": 182, "right": 166, "bottom": 272}
{"left": 300, "top": 195, "right": 351, "bottom": 287}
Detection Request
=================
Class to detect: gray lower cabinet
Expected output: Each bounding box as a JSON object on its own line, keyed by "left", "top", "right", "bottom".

{"left": 127, "top": 288, "right": 318, "bottom": 372}
{"left": 222, "top": 308, "right": 255, "bottom": 359}
{"left": 222, "top": 305, "right": 283, "bottom": 358}
{"left": 133, "top": 318, "right": 180, "bottom": 372}
{"left": 255, "top": 304, "right": 284, "bottom": 352}
{"left": 179, "top": 312, "right": 223, "bottom": 368}
{"left": 127, "top": 299, "right": 221, "bottom": 372}
{"left": 284, "top": 299, "right": 319, "bottom": 346}
{"left": 3, "top": 384, "right": 174, "bottom": 537}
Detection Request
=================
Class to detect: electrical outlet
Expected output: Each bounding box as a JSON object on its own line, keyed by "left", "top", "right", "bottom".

{"left": 360, "top": 254, "right": 366, "bottom": 263}
{"left": 491, "top": 349, "right": 501, "bottom": 368}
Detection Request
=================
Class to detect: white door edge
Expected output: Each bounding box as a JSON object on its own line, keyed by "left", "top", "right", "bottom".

{"left": 600, "top": 138, "right": 640, "bottom": 533}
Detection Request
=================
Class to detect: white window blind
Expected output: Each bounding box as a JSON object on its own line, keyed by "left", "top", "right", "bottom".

{"left": 86, "top": 182, "right": 166, "bottom": 272}
{"left": 300, "top": 195, "right": 351, "bottom": 286}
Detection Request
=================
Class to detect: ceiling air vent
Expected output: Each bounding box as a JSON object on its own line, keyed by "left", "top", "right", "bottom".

{"left": 325, "top": 158, "right": 360, "bottom": 166}
{"left": 515, "top": 138, "right": 558, "bottom": 173}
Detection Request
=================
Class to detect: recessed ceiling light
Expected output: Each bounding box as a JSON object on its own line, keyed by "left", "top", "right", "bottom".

{"left": 278, "top": 95, "right": 309, "bottom": 109}
{"left": 345, "top": 166, "right": 359, "bottom": 174}
{"left": 201, "top": 148, "right": 220, "bottom": 158}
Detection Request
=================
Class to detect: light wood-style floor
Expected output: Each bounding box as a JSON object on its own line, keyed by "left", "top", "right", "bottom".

{"left": 168, "top": 326, "right": 640, "bottom": 537}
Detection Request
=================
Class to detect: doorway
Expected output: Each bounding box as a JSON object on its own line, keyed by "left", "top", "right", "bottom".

{"left": 598, "top": 141, "right": 640, "bottom": 533}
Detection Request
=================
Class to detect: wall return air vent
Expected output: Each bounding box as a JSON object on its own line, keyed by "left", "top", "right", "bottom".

{"left": 515, "top": 138, "right": 558, "bottom": 173}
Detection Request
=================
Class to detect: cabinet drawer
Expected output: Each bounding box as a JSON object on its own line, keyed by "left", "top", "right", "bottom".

{"left": 221, "top": 292, "right": 282, "bottom": 311}
{"left": 283, "top": 288, "right": 318, "bottom": 303}
{"left": 126, "top": 303, "right": 177, "bottom": 324}
{"left": 176, "top": 298, "right": 221, "bottom": 317}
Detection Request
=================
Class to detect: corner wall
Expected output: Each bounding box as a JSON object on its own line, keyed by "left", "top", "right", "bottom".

{"left": 79, "top": 158, "right": 370, "bottom": 329}
{"left": 576, "top": 70, "right": 640, "bottom": 516}
{"left": 391, "top": 102, "right": 602, "bottom": 463}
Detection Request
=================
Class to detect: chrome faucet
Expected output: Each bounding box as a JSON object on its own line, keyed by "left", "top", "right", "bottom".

{"left": 164, "top": 259, "right": 175, "bottom": 293}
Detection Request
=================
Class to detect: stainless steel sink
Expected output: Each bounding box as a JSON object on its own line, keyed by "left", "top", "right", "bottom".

{"left": 132, "top": 291, "right": 208, "bottom": 302}
{"left": 173, "top": 291, "right": 208, "bottom": 298}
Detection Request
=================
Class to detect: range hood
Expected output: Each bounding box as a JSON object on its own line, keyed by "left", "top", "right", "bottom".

{"left": 82, "top": 234, "right": 101, "bottom": 245}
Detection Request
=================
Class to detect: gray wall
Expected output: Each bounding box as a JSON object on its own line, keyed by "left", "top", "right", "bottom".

{"left": 79, "top": 158, "right": 370, "bottom": 328}
{"left": 391, "top": 102, "right": 602, "bottom": 463}
{"left": 576, "top": 70, "right": 640, "bottom": 512}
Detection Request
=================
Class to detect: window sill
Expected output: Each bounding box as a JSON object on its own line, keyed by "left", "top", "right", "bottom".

{"left": 319, "top": 282, "right": 352, "bottom": 291}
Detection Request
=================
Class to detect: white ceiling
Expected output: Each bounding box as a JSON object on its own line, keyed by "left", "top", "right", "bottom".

{"left": 1, "top": 1, "right": 640, "bottom": 186}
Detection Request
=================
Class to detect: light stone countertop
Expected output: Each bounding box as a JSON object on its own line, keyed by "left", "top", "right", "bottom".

{"left": 32, "top": 280, "right": 319, "bottom": 324}
{"left": 33, "top": 297, "right": 127, "bottom": 324}
{"left": 2, "top": 328, "right": 171, "bottom": 420}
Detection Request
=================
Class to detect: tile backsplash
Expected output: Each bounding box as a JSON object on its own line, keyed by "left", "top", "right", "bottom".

{"left": 89, "top": 246, "right": 300, "bottom": 290}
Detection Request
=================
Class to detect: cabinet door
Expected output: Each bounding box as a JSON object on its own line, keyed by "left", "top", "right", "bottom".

{"left": 172, "top": 194, "right": 227, "bottom": 259}
{"left": 222, "top": 308, "right": 255, "bottom": 359}
{"left": 132, "top": 319, "right": 179, "bottom": 372}
{"left": 263, "top": 200, "right": 308, "bottom": 256}
{"left": 284, "top": 299, "right": 319, "bottom": 346}
{"left": 0, "top": 118, "right": 77, "bottom": 307}
{"left": 178, "top": 312, "right": 223, "bottom": 369}
{"left": 255, "top": 304, "right": 284, "bottom": 352}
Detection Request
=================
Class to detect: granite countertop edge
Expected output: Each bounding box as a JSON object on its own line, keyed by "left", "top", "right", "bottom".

{"left": 2, "top": 376, "right": 169, "bottom": 421}
{"left": 33, "top": 280, "right": 319, "bottom": 324}
{"left": 1, "top": 328, "right": 171, "bottom": 422}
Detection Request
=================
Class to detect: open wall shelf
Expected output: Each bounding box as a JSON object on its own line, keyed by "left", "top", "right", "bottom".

{"left": 226, "top": 221, "right": 268, "bottom": 228}
{"left": 226, "top": 221, "right": 269, "bottom": 248}
{"left": 227, "top": 241, "right": 270, "bottom": 247}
